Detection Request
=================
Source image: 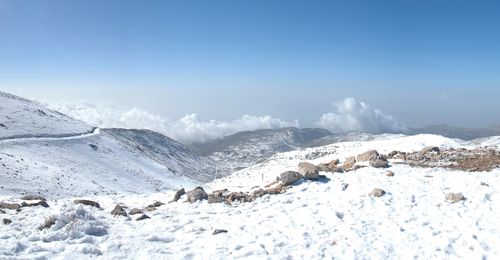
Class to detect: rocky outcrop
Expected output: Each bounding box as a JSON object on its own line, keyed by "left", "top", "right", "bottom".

{"left": 369, "top": 158, "right": 389, "bottom": 168}
{"left": 186, "top": 187, "right": 208, "bottom": 203}
{"left": 356, "top": 150, "right": 379, "bottom": 162}
{"left": 21, "top": 201, "right": 49, "bottom": 208}
{"left": 343, "top": 156, "right": 356, "bottom": 170}
{"left": 170, "top": 188, "right": 186, "bottom": 203}
{"left": 280, "top": 171, "right": 302, "bottom": 186}
{"left": 0, "top": 202, "right": 21, "bottom": 210}
{"left": 298, "top": 162, "right": 319, "bottom": 180}
{"left": 129, "top": 208, "right": 142, "bottom": 215}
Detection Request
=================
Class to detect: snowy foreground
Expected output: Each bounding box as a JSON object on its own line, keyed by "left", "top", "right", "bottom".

{"left": 1, "top": 134, "right": 500, "bottom": 259}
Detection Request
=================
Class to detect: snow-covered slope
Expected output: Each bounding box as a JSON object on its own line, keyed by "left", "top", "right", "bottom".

{"left": 1, "top": 134, "right": 499, "bottom": 259}
{"left": 0, "top": 91, "right": 93, "bottom": 139}
{"left": 0, "top": 91, "right": 214, "bottom": 198}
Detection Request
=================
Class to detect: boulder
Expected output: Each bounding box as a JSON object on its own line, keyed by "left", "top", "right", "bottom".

{"left": 280, "top": 171, "right": 302, "bottom": 185}
{"left": 0, "top": 202, "right": 21, "bottom": 210}
{"left": 186, "top": 187, "right": 208, "bottom": 203}
{"left": 225, "top": 192, "right": 251, "bottom": 203}
{"left": 74, "top": 199, "right": 101, "bottom": 209}
{"left": 356, "top": 150, "right": 379, "bottom": 162}
{"left": 386, "top": 171, "right": 395, "bottom": 177}
{"left": 369, "top": 159, "right": 389, "bottom": 168}
{"left": 136, "top": 214, "right": 150, "bottom": 221}
{"left": 169, "top": 188, "right": 186, "bottom": 203}
{"left": 343, "top": 156, "right": 356, "bottom": 170}
{"left": 369, "top": 188, "right": 386, "bottom": 197}
{"left": 350, "top": 165, "right": 367, "bottom": 171}
{"left": 129, "top": 208, "right": 142, "bottom": 215}
{"left": 147, "top": 201, "right": 165, "bottom": 208}
{"left": 3, "top": 218, "right": 12, "bottom": 225}
{"left": 445, "top": 192, "right": 465, "bottom": 203}
{"left": 0, "top": 209, "right": 5, "bottom": 214}
{"left": 111, "top": 205, "right": 127, "bottom": 217}
{"left": 298, "top": 162, "right": 319, "bottom": 180}
{"left": 265, "top": 184, "right": 286, "bottom": 195}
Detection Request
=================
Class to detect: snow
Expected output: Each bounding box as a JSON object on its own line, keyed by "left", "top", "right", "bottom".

{"left": 1, "top": 134, "right": 499, "bottom": 259}
{"left": 0, "top": 91, "right": 93, "bottom": 139}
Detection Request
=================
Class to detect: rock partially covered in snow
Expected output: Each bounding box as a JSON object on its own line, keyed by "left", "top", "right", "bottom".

{"left": 3, "top": 218, "right": 12, "bottom": 225}
{"left": 356, "top": 150, "right": 379, "bottom": 162}
{"left": 446, "top": 192, "right": 465, "bottom": 203}
{"left": 170, "top": 188, "right": 186, "bottom": 203}
{"left": 369, "top": 158, "right": 389, "bottom": 168}
{"left": 343, "top": 156, "right": 356, "bottom": 170}
{"left": 369, "top": 188, "right": 386, "bottom": 197}
{"left": 111, "top": 205, "right": 127, "bottom": 217}
{"left": 386, "top": 171, "right": 395, "bottom": 177}
{"left": 298, "top": 162, "right": 319, "bottom": 180}
{"left": 280, "top": 171, "right": 303, "bottom": 185}
{"left": 0, "top": 202, "right": 21, "bottom": 210}
{"left": 186, "top": 187, "right": 208, "bottom": 203}
{"left": 421, "top": 146, "right": 440, "bottom": 154}
{"left": 74, "top": 200, "right": 101, "bottom": 209}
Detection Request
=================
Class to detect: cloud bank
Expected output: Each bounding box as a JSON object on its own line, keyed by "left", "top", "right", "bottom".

{"left": 47, "top": 101, "right": 299, "bottom": 144}
{"left": 47, "top": 97, "right": 406, "bottom": 144}
{"left": 316, "top": 98, "right": 407, "bottom": 134}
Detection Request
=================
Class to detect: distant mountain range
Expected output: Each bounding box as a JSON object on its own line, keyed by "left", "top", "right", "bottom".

{"left": 409, "top": 124, "right": 500, "bottom": 140}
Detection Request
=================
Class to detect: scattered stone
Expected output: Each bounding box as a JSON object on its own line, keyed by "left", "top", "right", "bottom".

{"left": 341, "top": 183, "right": 349, "bottom": 191}
{"left": 129, "top": 208, "right": 142, "bottom": 215}
{"left": 148, "top": 201, "right": 165, "bottom": 208}
{"left": 480, "top": 182, "right": 490, "bottom": 187}
{"left": 279, "top": 171, "right": 302, "bottom": 186}
{"left": 21, "top": 201, "right": 49, "bottom": 208}
{"left": 343, "top": 156, "right": 356, "bottom": 170}
{"left": 186, "top": 187, "right": 208, "bottom": 203}
{"left": 0, "top": 202, "right": 21, "bottom": 210}
{"left": 0, "top": 209, "right": 5, "bottom": 214}
{"left": 369, "top": 188, "right": 386, "bottom": 197}
{"left": 386, "top": 171, "right": 395, "bottom": 177}
{"left": 369, "top": 158, "right": 389, "bottom": 168}
{"left": 298, "top": 162, "right": 319, "bottom": 180}
{"left": 38, "top": 217, "right": 56, "bottom": 230}
{"left": 387, "top": 151, "right": 399, "bottom": 158}
{"left": 356, "top": 150, "right": 379, "bottom": 162}
{"left": 111, "top": 205, "right": 127, "bottom": 217}
{"left": 213, "top": 229, "right": 228, "bottom": 235}
{"left": 144, "top": 206, "right": 157, "bottom": 212}
{"left": 225, "top": 192, "right": 251, "bottom": 203}
{"left": 74, "top": 199, "right": 100, "bottom": 209}
{"left": 250, "top": 189, "right": 267, "bottom": 200}
{"left": 265, "top": 184, "right": 286, "bottom": 195}
{"left": 3, "top": 218, "right": 12, "bottom": 225}
{"left": 328, "top": 159, "right": 339, "bottom": 166}
{"left": 169, "top": 188, "right": 186, "bottom": 203}
{"left": 421, "top": 146, "right": 440, "bottom": 154}
{"left": 446, "top": 192, "right": 465, "bottom": 203}
{"left": 21, "top": 195, "right": 46, "bottom": 201}
{"left": 136, "top": 214, "right": 150, "bottom": 221}
{"left": 208, "top": 189, "right": 227, "bottom": 204}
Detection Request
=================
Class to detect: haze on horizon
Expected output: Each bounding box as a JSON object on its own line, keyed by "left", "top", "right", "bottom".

{"left": 1, "top": 0, "right": 499, "bottom": 138}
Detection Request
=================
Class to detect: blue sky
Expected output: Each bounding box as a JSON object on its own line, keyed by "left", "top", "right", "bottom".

{"left": 1, "top": 0, "right": 499, "bottom": 128}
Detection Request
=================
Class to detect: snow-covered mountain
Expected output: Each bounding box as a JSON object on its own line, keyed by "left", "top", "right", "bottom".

{"left": 0, "top": 91, "right": 213, "bottom": 198}
{"left": 189, "top": 127, "right": 332, "bottom": 176}
{"left": 1, "top": 133, "right": 499, "bottom": 259}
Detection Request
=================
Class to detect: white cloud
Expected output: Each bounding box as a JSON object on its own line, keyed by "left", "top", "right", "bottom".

{"left": 47, "top": 101, "right": 299, "bottom": 144}
{"left": 316, "top": 98, "right": 407, "bottom": 134}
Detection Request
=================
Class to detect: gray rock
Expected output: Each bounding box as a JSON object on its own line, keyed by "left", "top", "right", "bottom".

{"left": 280, "top": 171, "right": 303, "bottom": 186}
{"left": 350, "top": 165, "right": 367, "bottom": 171}
{"left": 136, "top": 214, "right": 150, "bottom": 221}
{"left": 343, "top": 156, "right": 356, "bottom": 170}
{"left": 21, "top": 195, "right": 46, "bottom": 201}
{"left": 356, "top": 150, "right": 379, "bottom": 162}
{"left": 147, "top": 201, "right": 165, "bottom": 208}
{"left": 369, "top": 188, "right": 386, "bottom": 197}
{"left": 386, "top": 171, "right": 395, "bottom": 177}
{"left": 0, "top": 202, "right": 21, "bottom": 210}
{"left": 186, "top": 187, "right": 208, "bottom": 203}
{"left": 298, "top": 162, "right": 319, "bottom": 180}
{"left": 213, "top": 229, "right": 228, "bottom": 235}
{"left": 170, "top": 188, "right": 186, "bottom": 203}
{"left": 0, "top": 209, "right": 5, "bottom": 214}
{"left": 74, "top": 199, "right": 101, "bottom": 209}
{"left": 369, "top": 158, "right": 389, "bottom": 168}
{"left": 129, "top": 208, "right": 142, "bottom": 215}
{"left": 21, "top": 201, "right": 49, "bottom": 208}
{"left": 445, "top": 192, "right": 465, "bottom": 203}
{"left": 208, "top": 189, "right": 227, "bottom": 204}
{"left": 3, "top": 218, "right": 12, "bottom": 225}
{"left": 111, "top": 205, "right": 127, "bottom": 217}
